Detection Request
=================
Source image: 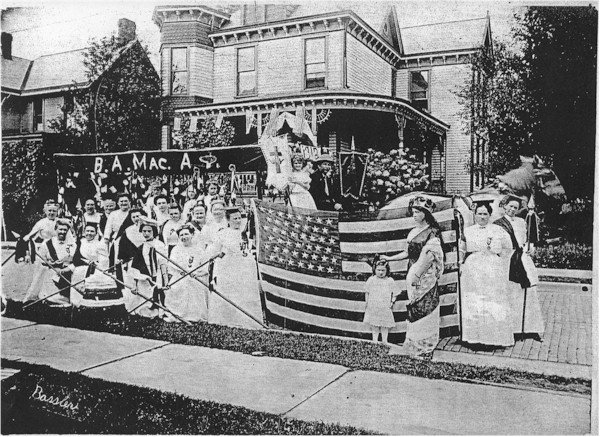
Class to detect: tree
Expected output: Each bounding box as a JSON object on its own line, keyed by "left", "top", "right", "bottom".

{"left": 457, "top": 39, "right": 533, "bottom": 179}
{"left": 517, "top": 6, "right": 597, "bottom": 198}
{"left": 458, "top": 6, "right": 597, "bottom": 198}
{"left": 49, "top": 35, "right": 161, "bottom": 153}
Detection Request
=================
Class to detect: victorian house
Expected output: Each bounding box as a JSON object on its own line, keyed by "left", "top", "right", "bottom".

{"left": 154, "top": 4, "right": 491, "bottom": 194}
{"left": 1, "top": 19, "right": 158, "bottom": 153}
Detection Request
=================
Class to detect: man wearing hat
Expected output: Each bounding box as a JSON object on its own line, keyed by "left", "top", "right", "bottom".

{"left": 309, "top": 154, "right": 342, "bottom": 211}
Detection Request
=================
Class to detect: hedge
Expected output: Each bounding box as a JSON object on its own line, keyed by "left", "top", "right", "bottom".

{"left": 532, "top": 243, "right": 593, "bottom": 270}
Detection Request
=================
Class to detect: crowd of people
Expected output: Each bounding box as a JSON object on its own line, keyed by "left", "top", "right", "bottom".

{"left": 17, "top": 179, "right": 263, "bottom": 329}
{"left": 15, "top": 162, "right": 545, "bottom": 357}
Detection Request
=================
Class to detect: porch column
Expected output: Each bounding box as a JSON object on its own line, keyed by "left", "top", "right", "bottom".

{"left": 395, "top": 114, "right": 405, "bottom": 151}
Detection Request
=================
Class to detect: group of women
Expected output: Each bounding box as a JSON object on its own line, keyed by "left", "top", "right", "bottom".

{"left": 364, "top": 194, "right": 544, "bottom": 357}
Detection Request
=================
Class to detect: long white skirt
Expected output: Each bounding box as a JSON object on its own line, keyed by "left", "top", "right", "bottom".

{"left": 164, "top": 275, "right": 209, "bottom": 323}
{"left": 460, "top": 252, "right": 514, "bottom": 346}
{"left": 289, "top": 186, "right": 317, "bottom": 210}
{"left": 209, "top": 254, "right": 263, "bottom": 329}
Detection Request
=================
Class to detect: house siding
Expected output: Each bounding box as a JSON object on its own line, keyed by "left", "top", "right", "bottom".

{"left": 213, "top": 30, "right": 345, "bottom": 102}
{"left": 428, "top": 63, "right": 471, "bottom": 194}
{"left": 346, "top": 34, "right": 392, "bottom": 96}
{"left": 189, "top": 46, "right": 213, "bottom": 98}
{"left": 395, "top": 69, "right": 409, "bottom": 99}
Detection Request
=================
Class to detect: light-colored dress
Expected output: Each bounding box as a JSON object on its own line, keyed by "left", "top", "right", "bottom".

{"left": 23, "top": 217, "right": 60, "bottom": 302}
{"left": 461, "top": 223, "right": 514, "bottom": 346}
{"left": 403, "top": 226, "right": 445, "bottom": 355}
{"left": 208, "top": 227, "right": 263, "bottom": 329}
{"left": 288, "top": 171, "right": 317, "bottom": 210}
{"left": 363, "top": 276, "right": 396, "bottom": 328}
{"left": 164, "top": 243, "right": 210, "bottom": 322}
{"left": 497, "top": 215, "right": 544, "bottom": 335}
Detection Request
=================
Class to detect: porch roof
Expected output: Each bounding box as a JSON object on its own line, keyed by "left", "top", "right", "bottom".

{"left": 173, "top": 91, "right": 449, "bottom": 135}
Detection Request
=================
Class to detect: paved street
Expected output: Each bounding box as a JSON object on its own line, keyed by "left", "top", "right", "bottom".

{"left": 1, "top": 317, "right": 591, "bottom": 435}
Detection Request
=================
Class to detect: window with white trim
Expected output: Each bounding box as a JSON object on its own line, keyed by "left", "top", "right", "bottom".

{"left": 237, "top": 46, "right": 257, "bottom": 97}
{"left": 304, "top": 37, "right": 326, "bottom": 89}
{"left": 171, "top": 48, "right": 188, "bottom": 95}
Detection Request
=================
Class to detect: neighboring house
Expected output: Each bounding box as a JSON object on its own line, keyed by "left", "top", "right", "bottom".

{"left": 153, "top": 4, "right": 491, "bottom": 194}
{"left": 1, "top": 18, "right": 157, "bottom": 153}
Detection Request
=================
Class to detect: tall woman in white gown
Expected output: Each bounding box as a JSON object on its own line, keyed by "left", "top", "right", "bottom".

{"left": 460, "top": 203, "right": 514, "bottom": 347}
{"left": 287, "top": 154, "right": 317, "bottom": 210}
{"left": 208, "top": 208, "right": 263, "bottom": 329}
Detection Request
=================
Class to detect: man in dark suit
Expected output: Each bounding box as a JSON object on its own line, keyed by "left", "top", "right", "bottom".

{"left": 309, "top": 154, "right": 342, "bottom": 211}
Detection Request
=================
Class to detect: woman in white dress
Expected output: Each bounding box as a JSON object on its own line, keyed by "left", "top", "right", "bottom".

{"left": 208, "top": 208, "right": 263, "bottom": 329}
{"left": 460, "top": 202, "right": 514, "bottom": 347}
{"left": 181, "top": 185, "right": 199, "bottom": 222}
{"left": 164, "top": 224, "right": 210, "bottom": 323}
{"left": 287, "top": 154, "right": 317, "bottom": 210}
{"left": 494, "top": 195, "right": 544, "bottom": 338}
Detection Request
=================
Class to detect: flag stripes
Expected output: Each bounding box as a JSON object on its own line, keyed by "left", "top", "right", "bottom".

{"left": 253, "top": 199, "right": 463, "bottom": 341}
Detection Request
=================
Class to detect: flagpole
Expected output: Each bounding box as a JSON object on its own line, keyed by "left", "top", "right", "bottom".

{"left": 155, "top": 250, "right": 269, "bottom": 329}
{"left": 453, "top": 206, "right": 464, "bottom": 341}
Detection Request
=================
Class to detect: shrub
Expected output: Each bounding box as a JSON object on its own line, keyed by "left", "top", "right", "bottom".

{"left": 363, "top": 149, "right": 429, "bottom": 207}
{"left": 533, "top": 243, "right": 593, "bottom": 270}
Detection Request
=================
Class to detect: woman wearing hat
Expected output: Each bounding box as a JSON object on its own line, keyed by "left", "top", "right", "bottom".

{"left": 164, "top": 223, "right": 210, "bottom": 323}
{"left": 460, "top": 202, "right": 514, "bottom": 347}
{"left": 381, "top": 196, "right": 445, "bottom": 357}
{"left": 494, "top": 195, "right": 544, "bottom": 339}
{"left": 287, "top": 153, "right": 317, "bottom": 210}
{"left": 208, "top": 207, "right": 263, "bottom": 329}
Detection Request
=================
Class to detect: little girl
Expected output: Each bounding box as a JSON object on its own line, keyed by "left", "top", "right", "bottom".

{"left": 363, "top": 257, "right": 397, "bottom": 343}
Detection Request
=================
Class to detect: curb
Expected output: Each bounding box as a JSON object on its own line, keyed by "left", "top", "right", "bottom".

{"left": 432, "top": 349, "right": 592, "bottom": 381}
{"left": 539, "top": 268, "right": 593, "bottom": 279}
{"left": 539, "top": 282, "right": 592, "bottom": 293}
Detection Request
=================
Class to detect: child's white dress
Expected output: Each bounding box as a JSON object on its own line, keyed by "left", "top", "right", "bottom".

{"left": 363, "top": 276, "right": 396, "bottom": 328}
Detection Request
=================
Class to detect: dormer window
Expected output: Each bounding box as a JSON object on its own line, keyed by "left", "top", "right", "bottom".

{"left": 171, "top": 48, "right": 188, "bottom": 95}
{"left": 410, "top": 70, "right": 429, "bottom": 111}
{"left": 237, "top": 46, "right": 257, "bottom": 97}
{"left": 304, "top": 37, "right": 326, "bottom": 89}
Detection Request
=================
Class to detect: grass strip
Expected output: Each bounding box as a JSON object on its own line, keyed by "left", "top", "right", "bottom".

{"left": 3, "top": 300, "right": 591, "bottom": 396}
{"left": 1, "top": 359, "right": 374, "bottom": 435}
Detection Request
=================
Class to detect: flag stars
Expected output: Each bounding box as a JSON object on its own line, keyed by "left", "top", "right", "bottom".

{"left": 302, "top": 252, "right": 309, "bottom": 259}
{"left": 293, "top": 223, "right": 301, "bottom": 229}
{"left": 268, "top": 236, "right": 275, "bottom": 241}
{"left": 273, "top": 246, "right": 280, "bottom": 253}
{"left": 307, "top": 263, "right": 315, "bottom": 270}
{"left": 318, "top": 236, "right": 326, "bottom": 243}
{"left": 311, "top": 254, "right": 319, "bottom": 260}
{"left": 266, "top": 217, "right": 273, "bottom": 223}
{"left": 314, "top": 245, "right": 322, "bottom": 252}
{"left": 315, "top": 217, "right": 322, "bottom": 224}
{"left": 282, "top": 248, "right": 289, "bottom": 254}
{"left": 302, "top": 224, "right": 311, "bottom": 231}
{"left": 312, "top": 225, "right": 320, "bottom": 232}
{"left": 327, "top": 267, "right": 334, "bottom": 274}
{"left": 317, "top": 265, "right": 325, "bottom": 272}
{"left": 298, "top": 261, "right": 305, "bottom": 268}
{"left": 295, "top": 242, "right": 303, "bottom": 248}
{"left": 326, "top": 219, "right": 334, "bottom": 226}
{"left": 290, "top": 231, "right": 297, "bottom": 238}
{"left": 329, "top": 238, "right": 336, "bottom": 244}
{"left": 325, "top": 247, "right": 332, "bottom": 254}
{"left": 300, "top": 233, "right": 307, "bottom": 240}
{"left": 309, "top": 235, "right": 317, "bottom": 242}
{"left": 277, "top": 238, "right": 284, "bottom": 244}
{"left": 305, "top": 244, "right": 313, "bottom": 251}
{"left": 321, "top": 255, "right": 328, "bottom": 262}
{"left": 288, "top": 259, "right": 295, "bottom": 266}
{"left": 322, "top": 228, "right": 329, "bottom": 234}
{"left": 277, "top": 211, "right": 285, "bottom": 217}
{"left": 269, "top": 254, "right": 276, "bottom": 261}
{"left": 292, "top": 250, "right": 299, "bottom": 257}
{"left": 278, "top": 256, "right": 286, "bottom": 263}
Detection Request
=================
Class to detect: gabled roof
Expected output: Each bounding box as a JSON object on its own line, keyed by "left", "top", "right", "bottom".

{"left": 23, "top": 49, "right": 88, "bottom": 92}
{"left": 2, "top": 39, "right": 147, "bottom": 96}
{"left": 1, "top": 55, "right": 32, "bottom": 92}
{"left": 400, "top": 17, "right": 490, "bottom": 56}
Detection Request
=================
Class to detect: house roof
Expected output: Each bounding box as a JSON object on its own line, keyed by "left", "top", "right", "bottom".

{"left": 1, "top": 55, "right": 32, "bottom": 92}
{"left": 22, "top": 49, "right": 88, "bottom": 92}
{"left": 2, "top": 39, "right": 145, "bottom": 95}
{"left": 400, "top": 17, "right": 489, "bottom": 55}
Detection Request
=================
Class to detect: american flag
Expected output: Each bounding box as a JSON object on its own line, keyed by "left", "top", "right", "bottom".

{"left": 253, "top": 199, "right": 462, "bottom": 343}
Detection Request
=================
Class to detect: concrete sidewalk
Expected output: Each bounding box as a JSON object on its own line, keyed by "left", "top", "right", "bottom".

{"left": 1, "top": 317, "right": 591, "bottom": 435}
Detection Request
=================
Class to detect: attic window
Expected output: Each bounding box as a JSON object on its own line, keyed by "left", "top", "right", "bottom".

{"left": 171, "top": 48, "right": 188, "bottom": 95}
{"left": 383, "top": 23, "right": 389, "bottom": 35}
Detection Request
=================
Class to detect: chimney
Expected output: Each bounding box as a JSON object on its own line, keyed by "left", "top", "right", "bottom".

{"left": 117, "top": 18, "right": 136, "bottom": 44}
{"left": 1, "top": 32, "right": 13, "bottom": 60}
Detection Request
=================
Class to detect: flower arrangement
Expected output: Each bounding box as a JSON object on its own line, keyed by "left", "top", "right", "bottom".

{"left": 172, "top": 117, "right": 235, "bottom": 150}
{"left": 363, "top": 148, "right": 430, "bottom": 207}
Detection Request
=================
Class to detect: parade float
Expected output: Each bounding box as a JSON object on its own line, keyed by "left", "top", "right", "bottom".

{"left": 52, "top": 111, "right": 473, "bottom": 343}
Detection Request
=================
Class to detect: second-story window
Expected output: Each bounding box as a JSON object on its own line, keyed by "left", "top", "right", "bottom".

{"left": 171, "top": 48, "right": 188, "bottom": 95}
{"left": 305, "top": 37, "right": 326, "bottom": 89}
{"left": 33, "top": 98, "right": 43, "bottom": 132}
{"left": 410, "top": 70, "right": 429, "bottom": 111}
{"left": 237, "top": 46, "right": 257, "bottom": 97}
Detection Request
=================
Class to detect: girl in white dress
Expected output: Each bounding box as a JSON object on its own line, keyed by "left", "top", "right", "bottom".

{"left": 164, "top": 224, "right": 210, "bottom": 323}
{"left": 363, "top": 258, "right": 397, "bottom": 343}
{"left": 208, "top": 208, "right": 263, "bottom": 329}
{"left": 287, "top": 154, "right": 317, "bottom": 210}
{"left": 460, "top": 203, "right": 514, "bottom": 347}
